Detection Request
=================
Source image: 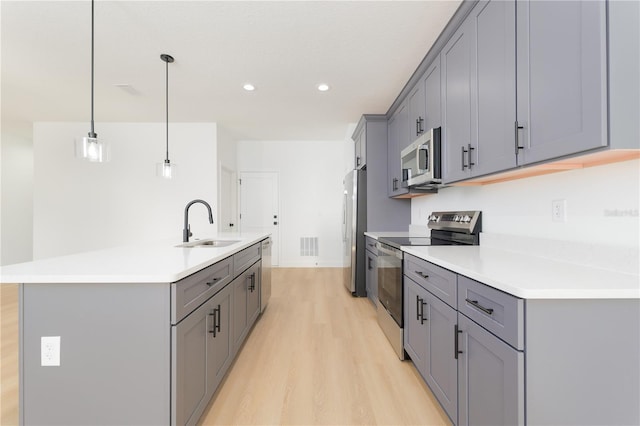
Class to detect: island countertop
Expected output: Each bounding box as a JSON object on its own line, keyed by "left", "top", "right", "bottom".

{"left": 0, "top": 232, "right": 270, "bottom": 284}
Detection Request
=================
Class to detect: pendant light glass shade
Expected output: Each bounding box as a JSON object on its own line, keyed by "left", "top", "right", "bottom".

{"left": 76, "top": 0, "right": 109, "bottom": 162}
{"left": 157, "top": 53, "right": 176, "bottom": 179}
{"left": 76, "top": 135, "right": 110, "bottom": 162}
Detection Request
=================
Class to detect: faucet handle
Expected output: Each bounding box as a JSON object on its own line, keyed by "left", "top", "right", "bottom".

{"left": 188, "top": 225, "right": 192, "bottom": 238}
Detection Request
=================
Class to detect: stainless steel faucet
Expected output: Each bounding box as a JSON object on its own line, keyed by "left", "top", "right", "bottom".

{"left": 183, "top": 199, "right": 214, "bottom": 242}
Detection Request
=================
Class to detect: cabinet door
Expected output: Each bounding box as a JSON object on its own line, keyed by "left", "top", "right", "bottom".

{"left": 232, "top": 273, "right": 248, "bottom": 352}
{"left": 457, "top": 314, "right": 524, "bottom": 426}
{"left": 172, "top": 301, "right": 211, "bottom": 426}
{"left": 516, "top": 0, "right": 607, "bottom": 164}
{"left": 207, "top": 283, "right": 233, "bottom": 396}
{"left": 404, "top": 277, "right": 429, "bottom": 379}
{"left": 472, "top": 0, "right": 517, "bottom": 176}
{"left": 424, "top": 291, "right": 458, "bottom": 423}
{"left": 247, "top": 262, "right": 261, "bottom": 326}
{"left": 387, "top": 104, "right": 409, "bottom": 197}
{"left": 408, "top": 83, "right": 426, "bottom": 140}
{"left": 441, "top": 19, "right": 475, "bottom": 183}
{"left": 423, "top": 57, "right": 441, "bottom": 131}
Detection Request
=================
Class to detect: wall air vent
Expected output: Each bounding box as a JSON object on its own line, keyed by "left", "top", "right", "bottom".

{"left": 300, "top": 237, "right": 319, "bottom": 256}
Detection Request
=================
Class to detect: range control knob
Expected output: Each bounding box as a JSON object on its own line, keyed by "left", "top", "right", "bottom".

{"left": 463, "top": 215, "right": 472, "bottom": 223}
{"left": 454, "top": 215, "right": 460, "bottom": 222}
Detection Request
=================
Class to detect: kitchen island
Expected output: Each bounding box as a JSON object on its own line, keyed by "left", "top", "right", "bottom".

{"left": 1, "top": 232, "right": 270, "bottom": 426}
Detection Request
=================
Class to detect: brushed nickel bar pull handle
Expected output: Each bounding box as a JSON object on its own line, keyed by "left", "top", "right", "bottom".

{"left": 206, "top": 277, "right": 220, "bottom": 286}
{"left": 420, "top": 299, "right": 427, "bottom": 325}
{"left": 468, "top": 144, "right": 475, "bottom": 169}
{"left": 416, "top": 295, "right": 421, "bottom": 321}
{"left": 415, "top": 271, "right": 429, "bottom": 279}
{"left": 465, "top": 298, "right": 494, "bottom": 315}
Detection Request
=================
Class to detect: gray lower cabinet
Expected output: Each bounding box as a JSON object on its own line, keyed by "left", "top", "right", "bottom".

{"left": 423, "top": 289, "right": 458, "bottom": 422}
{"left": 232, "top": 260, "right": 261, "bottom": 354}
{"left": 404, "top": 254, "right": 639, "bottom": 426}
{"left": 457, "top": 313, "right": 524, "bottom": 426}
{"left": 172, "top": 283, "right": 233, "bottom": 426}
{"left": 404, "top": 277, "right": 429, "bottom": 378}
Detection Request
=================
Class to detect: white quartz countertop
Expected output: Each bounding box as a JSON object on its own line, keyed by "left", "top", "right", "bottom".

{"left": 364, "top": 231, "right": 417, "bottom": 239}
{"left": 402, "top": 245, "right": 640, "bottom": 299}
{"left": 0, "top": 232, "right": 270, "bottom": 284}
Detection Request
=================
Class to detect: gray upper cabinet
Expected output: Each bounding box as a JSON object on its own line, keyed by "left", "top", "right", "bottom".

{"left": 517, "top": 0, "right": 608, "bottom": 165}
{"left": 353, "top": 125, "right": 366, "bottom": 169}
{"left": 472, "top": 0, "right": 518, "bottom": 176}
{"left": 443, "top": 0, "right": 518, "bottom": 183}
{"left": 387, "top": 102, "right": 410, "bottom": 197}
{"left": 423, "top": 57, "right": 442, "bottom": 131}
{"left": 441, "top": 18, "right": 474, "bottom": 183}
{"left": 408, "top": 82, "right": 426, "bottom": 141}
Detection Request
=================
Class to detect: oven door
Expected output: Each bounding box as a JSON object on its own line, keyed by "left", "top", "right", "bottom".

{"left": 376, "top": 242, "right": 403, "bottom": 326}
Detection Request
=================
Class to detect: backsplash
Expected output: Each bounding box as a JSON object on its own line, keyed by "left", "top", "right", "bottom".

{"left": 411, "top": 159, "right": 640, "bottom": 248}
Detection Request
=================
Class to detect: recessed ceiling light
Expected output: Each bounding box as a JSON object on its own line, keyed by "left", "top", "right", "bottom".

{"left": 317, "top": 83, "right": 330, "bottom": 92}
{"left": 243, "top": 83, "right": 255, "bottom": 91}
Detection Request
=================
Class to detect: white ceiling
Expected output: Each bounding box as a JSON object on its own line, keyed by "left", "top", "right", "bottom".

{"left": 1, "top": 0, "right": 462, "bottom": 141}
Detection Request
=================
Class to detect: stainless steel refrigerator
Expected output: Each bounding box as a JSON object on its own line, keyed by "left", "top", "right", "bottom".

{"left": 342, "top": 169, "right": 367, "bottom": 296}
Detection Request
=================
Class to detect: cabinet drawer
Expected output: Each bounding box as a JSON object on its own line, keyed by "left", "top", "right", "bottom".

{"left": 365, "top": 236, "right": 377, "bottom": 254}
{"left": 233, "top": 243, "right": 261, "bottom": 276}
{"left": 404, "top": 254, "right": 457, "bottom": 308}
{"left": 172, "top": 257, "right": 233, "bottom": 324}
{"left": 458, "top": 275, "right": 524, "bottom": 350}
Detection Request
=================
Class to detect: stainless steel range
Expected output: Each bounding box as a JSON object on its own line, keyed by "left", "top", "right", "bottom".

{"left": 376, "top": 211, "right": 482, "bottom": 359}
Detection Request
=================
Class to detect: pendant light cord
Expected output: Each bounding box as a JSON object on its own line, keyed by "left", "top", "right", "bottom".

{"left": 166, "top": 57, "right": 169, "bottom": 162}
{"left": 89, "top": 0, "right": 96, "bottom": 138}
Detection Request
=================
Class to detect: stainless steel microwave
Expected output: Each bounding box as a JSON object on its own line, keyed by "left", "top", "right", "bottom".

{"left": 400, "top": 127, "right": 441, "bottom": 188}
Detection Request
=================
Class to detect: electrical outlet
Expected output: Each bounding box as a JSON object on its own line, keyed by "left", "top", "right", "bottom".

{"left": 552, "top": 199, "right": 567, "bottom": 223}
{"left": 41, "top": 336, "right": 61, "bottom": 366}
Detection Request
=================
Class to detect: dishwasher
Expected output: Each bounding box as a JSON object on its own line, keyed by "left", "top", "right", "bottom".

{"left": 260, "top": 237, "right": 272, "bottom": 312}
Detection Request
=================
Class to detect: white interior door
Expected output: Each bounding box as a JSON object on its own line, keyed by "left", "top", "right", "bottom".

{"left": 239, "top": 172, "right": 279, "bottom": 266}
{"left": 218, "top": 165, "right": 237, "bottom": 232}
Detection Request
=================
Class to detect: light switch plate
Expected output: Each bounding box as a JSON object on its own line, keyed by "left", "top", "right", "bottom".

{"left": 41, "top": 336, "right": 61, "bottom": 366}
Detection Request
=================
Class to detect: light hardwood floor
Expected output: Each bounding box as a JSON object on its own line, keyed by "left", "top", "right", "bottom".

{"left": 0, "top": 269, "right": 450, "bottom": 425}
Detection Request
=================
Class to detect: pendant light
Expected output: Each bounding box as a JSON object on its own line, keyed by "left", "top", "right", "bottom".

{"left": 157, "top": 54, "right": 176, "bottom": 179}
{"left": 75, "top": 0, "right": 109, "bottom": 162}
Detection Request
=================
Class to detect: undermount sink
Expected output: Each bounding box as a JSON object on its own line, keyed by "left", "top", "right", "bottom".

{"left": 175, "top": 239, "right": 241, "bottom": 248}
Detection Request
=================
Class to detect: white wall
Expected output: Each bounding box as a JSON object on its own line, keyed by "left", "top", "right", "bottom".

{"left": 411, "top": 159, "right": 640, "bottom": 247}
{"left": 32, "top": 122, "right": 217, "bottom": 259}
{"left": 1, "top": 123, "right": 34, "bottom": 265}
{"left": 237, "top": 139, "right": 347, "bottom": 267}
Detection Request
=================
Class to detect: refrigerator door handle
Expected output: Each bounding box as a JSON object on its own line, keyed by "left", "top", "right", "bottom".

{"left": 342, "top": 192, "right": 347, "bottom": 242}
